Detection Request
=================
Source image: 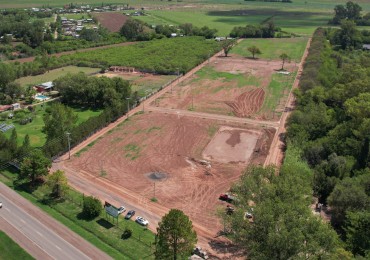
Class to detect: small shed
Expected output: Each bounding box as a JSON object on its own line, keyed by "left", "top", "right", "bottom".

{"left": 12, "top": 103, "right": 21, "bottom": 110}
{"left": 35, "top": 82, "right": 54, "bottom": 93}
{"left": 363, "top": 44, "right": 370, "bottom": 50}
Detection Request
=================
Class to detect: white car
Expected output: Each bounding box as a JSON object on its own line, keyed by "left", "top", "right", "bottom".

{"left": 117, "top": 206, "right": 126, "bottom": 214}
{"left": 135, "top": 216, "right": 149, "bottom": 226}
{"left": 0, "top": 201, "right": 2, "bottom": 208}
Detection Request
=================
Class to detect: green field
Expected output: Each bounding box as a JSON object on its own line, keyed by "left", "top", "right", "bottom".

{"left": 2, "top": 103, "right": 103, "bottom": 147}
{"left": 0, "top": 231, "right": 34, "bottom": 260}
{"left": 15, "top": 66, "right": 101, "bottom": 88}
{"left": 0, "top": 170, "right": 155, "bottom": 260}
{"left": 231, "top": 37, "right": 308, "bottom": 62}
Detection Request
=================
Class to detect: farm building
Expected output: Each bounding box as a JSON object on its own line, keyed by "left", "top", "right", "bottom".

{"left": 35, "top": 82, "right": 54, "bottom": 93}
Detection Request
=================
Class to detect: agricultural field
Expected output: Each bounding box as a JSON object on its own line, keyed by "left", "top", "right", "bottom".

{"left": 15, "top": 66, "right": 101, "bottom": 88}
{"left": 67, "top": 37, "right": 221, "bottom": 74}
{"left": 2, "top": 103, "right": 103, "bottom": 147}
{"left": 68, "top": 111, "right": 275, "bottom": 233}
{"left": 93, "top": 12, "right": 128, "bottom": 32}
{"left": 231, "top": 37, "right": 308, "bottom": 62}
{"left": 155, "top": 44, "right": 297, "bottom": 120}
{"left": 99, "top": 72, "right": 176, "bottom": 97}
{"left": 0, "top": 231, "right": 34, "bottom": 260}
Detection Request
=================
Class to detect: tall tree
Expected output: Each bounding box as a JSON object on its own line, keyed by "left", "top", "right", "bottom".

{"left": 279, "top": 53, "right": 290, "bottom": 70}
{"left": 120, "top": 19, "right": 144, "bottom": 41}
{"left": 247, "top": 45, "right": 262, "bottom": 59}
{"left": 222, "top": 39, "right": 236, "bottom": 57}
{"left": 20, "top": 150, "right": 51, "bottom": 185}
{"left": 46, "top": 170, "right": 68, "bottom": 198}
{"left": 43, "top": 103, "right": 77, "bottom": 141}
{"left": 155, "top": 209, "right": 197, "bottom": 260}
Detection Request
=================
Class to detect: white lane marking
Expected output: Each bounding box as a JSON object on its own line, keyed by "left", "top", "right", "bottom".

{"left": 4, "top": 208, "right": 11, "bottom": 212}
{"left": 55, "top": 245, "right": 62, "bottom": 251}
{"left": 20, "top": 218, "right": 26, "bottom": 224}
{"left": 36, "top": 231, "right": 44, "bottom": 237}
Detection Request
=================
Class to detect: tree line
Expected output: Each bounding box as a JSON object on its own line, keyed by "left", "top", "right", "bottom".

{"left": 286, "top": 27, "right": 370, "bottom": 257}
{"left": 230, "top": 21, "right": 276, "bottom": 38}
{"left": 330, "top": 1, "right": 370, "bottom": 26}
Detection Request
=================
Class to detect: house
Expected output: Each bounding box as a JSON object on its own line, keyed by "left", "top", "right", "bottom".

{"left": 363, "top": 44, "right": 370, "bottom": 50}
{"left": 35, "top": 82, "right": 54, "bottom": 93}
{"left": 12, "top": 103, "right": 21, "bottom": 110}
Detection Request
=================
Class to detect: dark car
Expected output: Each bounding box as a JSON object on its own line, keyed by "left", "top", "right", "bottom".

{"left": 125, "top": 210, "right": 135, "bottom": 220}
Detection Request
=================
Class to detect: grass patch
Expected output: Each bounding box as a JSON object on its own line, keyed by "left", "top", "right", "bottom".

{"left": 207, "top": 124, "right": 219, "bottom": 137}
{"left": 100, "top": 170, "right": 107, "bottom": 177}
{"left": 15, "top": 66, "right": 101, "bottom": 88}
{"left": 0, "top": 231, "right": 34, "bottom": 260}
{"left": 124, "top": 143, "right": 142, "bottom": 160}
{"left": 146, "top": 126, "right": 161, "bottom": 133}
{"left": 231, "top": 38, "right": 308, "bottom": 62}
{"left": 0, "top": 169, "right": 155, "bottom": 259}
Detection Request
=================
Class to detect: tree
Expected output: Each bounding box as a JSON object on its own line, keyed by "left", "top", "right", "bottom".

{"left": 337, "top": 20, "right": 362, "bottom": 49}
{"left": 344, "top": 211, "right": 370, "bottom": 256}
{"left": 247, "top": 45, "right": 262, "bottom": 59}
{"left": 46, "top": 170, "right": 68, "bottom": 198}
{"left": 43, "top": 103, "right": 78, "bottom": 140}
{"left": 20, "top": 150, "right": 51, "bottom": 185}
{"left": 120, "top": 19, "right": 144, "bottom": 41}
{"left": 222, "top": 39, "right": 236, "bottom": 57}
{"left": 82, "top": 196, "right": 102, "bottom": 219}
{"left": 279, "top": 53, "right": 290, "bottom": 70}
{"left": 155, "top": 209, "right": 197, "bottom": 260}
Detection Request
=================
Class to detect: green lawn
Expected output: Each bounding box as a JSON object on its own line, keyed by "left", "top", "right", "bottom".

{"left": 15, "top": 66, "right": 101, "bottom": 88}
{"left": 231, "top": 37, "right": 308, "bottom": 62}
{"left": 2, "top": 103, "right": 103, "bottom": 147}
{"left": 0, "top": 231, "right": 34, "bottom": 260}
{"left": 0, "top": 170, "right": 155, "bottom": 260}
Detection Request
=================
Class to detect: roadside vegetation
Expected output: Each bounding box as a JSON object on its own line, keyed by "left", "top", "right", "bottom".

{"left": 0, "top": 231, "right": 34, "bottom": 260}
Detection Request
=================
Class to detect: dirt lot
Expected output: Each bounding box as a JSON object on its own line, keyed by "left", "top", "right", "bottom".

{"left": 93, "top": 12, "right": 128, "bottom": 32}
{"left": 67, "top": 112, "right": 274, "bottom": 233}
{"left": 154, "top": 56, "right": 296, "bottom": 120}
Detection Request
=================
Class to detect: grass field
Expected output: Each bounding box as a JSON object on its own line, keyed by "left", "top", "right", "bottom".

{"left": 0, "top": 231, "right": 34, "bottom": 260}
{"left": 3, "top": 102, "right": 103, "bottom": 147}
{"left": 231, "top": 37, "right": 308, "bottom": 62}
{"left": 15, "top": 66, "right": 101, "bottom": 88}
{"left": 0, "top": 170, "right": 155, "bottom": 260}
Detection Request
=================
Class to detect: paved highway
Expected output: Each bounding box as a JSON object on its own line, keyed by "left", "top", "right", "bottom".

{"left": 0, "top": 182, "right": 111, "bottom": 260}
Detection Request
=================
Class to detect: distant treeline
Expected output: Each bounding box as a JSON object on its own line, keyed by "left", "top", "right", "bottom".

{"left": 244, "top": 0, "right": 292, "bottom": 2}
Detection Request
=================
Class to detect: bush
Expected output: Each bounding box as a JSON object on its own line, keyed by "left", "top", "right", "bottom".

{"left": 82, "top": 196, "right": 102, "bottom": 219}
{"left": 122, "top": 228, "right": 132, "bottom": 239}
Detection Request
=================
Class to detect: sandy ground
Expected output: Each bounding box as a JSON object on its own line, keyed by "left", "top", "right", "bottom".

{"left": 155, "top": 57, "right": 295, "bottom": 120}
{"left": 67, "top": 112, "right": 274, "bottom": 235}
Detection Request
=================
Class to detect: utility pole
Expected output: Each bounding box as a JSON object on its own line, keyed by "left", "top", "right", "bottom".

{"left": 126, "top": 97, "right": 131, "bottom": 118}
{"left": 66, "top": 132, "right": 71, "bottom": 159}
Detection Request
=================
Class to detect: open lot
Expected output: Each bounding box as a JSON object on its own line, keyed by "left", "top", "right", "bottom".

{"left": 67, "top": 111, "right": 275, "bottom": 232}
{"left": 93, "top": 12, "right": 128, "bottom": 32}
{"left": 99, "top": 72, "right": 176, "bottom": 97}
{"left": 154, "top": 54, "right": 296, "bottom": 120}
{"left": 15, "top": 66, "right": 101, "bottom": 88}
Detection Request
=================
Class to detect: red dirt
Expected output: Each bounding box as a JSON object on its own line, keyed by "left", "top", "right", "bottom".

{"left": 225, "top": 88, "right": 265, "bottom": 117}
{"left": 67, "top": 112, "right": 274, "bottom": 236}
{"left": 93, "top": 12, "right": 128, "bottom": 32}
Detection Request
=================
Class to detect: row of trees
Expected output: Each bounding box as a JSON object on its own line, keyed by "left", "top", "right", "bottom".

{"left": 229, "top": 21, "right": 276, "bottom": 38}
{"left": 286, "top": 28, "right": 370, "bottom": 257}
{"left": 330, "top": 1, "right": 370, "bottom": 26}
{"left": 120, "top": 18, "right": 218, "bottom": 41}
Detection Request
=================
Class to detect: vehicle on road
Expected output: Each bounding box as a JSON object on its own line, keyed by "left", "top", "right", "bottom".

{"left": 125, "top": 210, "right": 135, "bottom": 220}
{"left": 118, "top": 206, "right": 126, "bottom": 214}
{"left": 135, "top": 216, "right": 149, "bottom": 226}
{"left": 0, "top": 201, "right": 2, "bottom": 208}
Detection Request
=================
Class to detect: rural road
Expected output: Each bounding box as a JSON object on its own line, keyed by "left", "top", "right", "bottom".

{"left": 0, "top": 182, "right": 111, "bottom": 260}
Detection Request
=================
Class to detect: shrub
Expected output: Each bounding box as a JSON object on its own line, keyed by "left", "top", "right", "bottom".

{"left": 82, "top": 196, "right": 102, "bottom": 219}
{"left": 122, "top": 228, "right": 132, "bottom": 239}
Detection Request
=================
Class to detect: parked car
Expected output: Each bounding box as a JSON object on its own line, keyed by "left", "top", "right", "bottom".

{"left": 219, "top": 193, "right": 237, "bottom": 203}
{"left": 117, "top": 206, "right": 126, "bottom": 214}
{"left": 135, "top": 216, "right": 149, "bottom": 226}
{"left": 125, "top": 210, "right": 135, "bottom": 220}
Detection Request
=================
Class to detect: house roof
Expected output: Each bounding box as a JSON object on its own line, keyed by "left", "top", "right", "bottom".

{"left": 363, "top": 44, "right": 370, "bottom": 50}
{"left": 38, "top": 81, "right": 54, "bottom": 89}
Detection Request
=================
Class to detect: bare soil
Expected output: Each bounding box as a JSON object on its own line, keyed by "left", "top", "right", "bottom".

{"left": 93, "top": 12, "right": 128, "bottom": 32}
{"left": 67, "top": 112, "right": 274, "bottom": 234}
{"left": 154, "top": 56, "right": 295, "bottom": 119}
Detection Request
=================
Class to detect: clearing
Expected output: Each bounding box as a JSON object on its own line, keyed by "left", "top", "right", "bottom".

{"left": 15, "top": 66, "right": 100, "bottom": 88}
{"left": 93, "top": 12, "right": 128, "bottom": 32}
{"left": 153, "top": 54, "right": 296, "bottom": 120}
{"left": 67, "top": 112, "right": 275, "bottom": 233}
